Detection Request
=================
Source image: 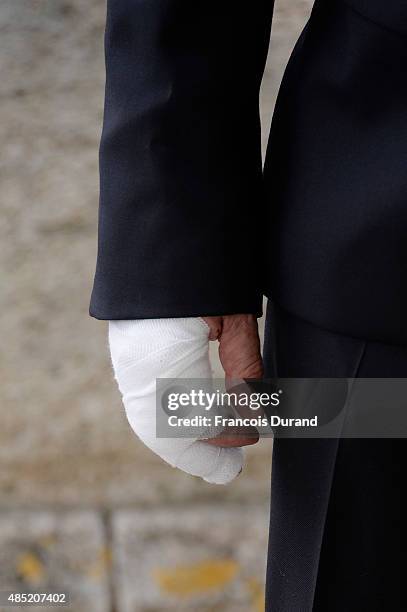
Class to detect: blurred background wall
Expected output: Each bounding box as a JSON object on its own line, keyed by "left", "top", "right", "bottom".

{"left": 0, "top": 1, "right": 312, "bottom": 610}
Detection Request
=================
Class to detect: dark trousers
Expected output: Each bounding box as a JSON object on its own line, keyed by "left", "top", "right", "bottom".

{"left": 263, "top": 302, "right": 407, "bottom": 611}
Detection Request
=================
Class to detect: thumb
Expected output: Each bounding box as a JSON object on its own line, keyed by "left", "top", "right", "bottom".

{"left": 202, "top": 314, "right": 263, "bottom": 448}
{"left": 218, "top": 314, "right": 263, "bottom": 380}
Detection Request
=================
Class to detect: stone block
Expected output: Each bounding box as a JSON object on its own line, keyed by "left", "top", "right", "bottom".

{"left": 0, "top": 511, "right": 111, "bottom": 612}
{"left": 112, "top": 505, "right": 269, "bottom": 612}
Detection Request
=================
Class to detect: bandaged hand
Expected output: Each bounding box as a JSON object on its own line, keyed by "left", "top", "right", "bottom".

{"left": 109, "top": 315, "right": 262, "bottom": 485}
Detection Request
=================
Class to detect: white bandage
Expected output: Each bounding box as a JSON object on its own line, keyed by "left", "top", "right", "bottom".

{"left": 108, "top": 318, "right": 244, "bottom": 484}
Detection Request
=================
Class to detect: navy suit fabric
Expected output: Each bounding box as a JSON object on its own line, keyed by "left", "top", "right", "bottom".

{"left": 90, "top": 3, "right": 407, "bottom": 609}
{"left": 91, "top": 0, "right": 407, "bottom": 347}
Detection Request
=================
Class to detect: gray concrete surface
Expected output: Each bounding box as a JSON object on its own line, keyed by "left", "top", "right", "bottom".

{"left": 112, "top": 506, "right": 269, "bottom": 612}
{"left": 0, "top": 1, "right": 312, "bottom": 609}
{"left": 0, "top": 511, "right": 111, "bottom": 612}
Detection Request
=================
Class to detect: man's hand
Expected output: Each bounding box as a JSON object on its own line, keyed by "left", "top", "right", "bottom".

{"left": 202, "top": 314, "right": 263, "bottom": 448}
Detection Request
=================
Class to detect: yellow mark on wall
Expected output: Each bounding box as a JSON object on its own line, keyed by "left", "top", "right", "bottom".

{"left": 154, "top": 559, "right": 239, "bottom": 597}
{"left": 37, "top": 535, "right": 56, "bottom": 549}
{"left": 87, "top": 546, "right": 112, "bottom": 580}
{"left": 17, "top": 552, "right": 45, "bottom": 585}
{"left": 246, "top": 577, "right": 265, "bottom": 612}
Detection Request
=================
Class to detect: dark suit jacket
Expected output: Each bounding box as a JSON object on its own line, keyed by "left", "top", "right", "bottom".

{"left": 90, "top": 0, "right": 407, "bottom": 345}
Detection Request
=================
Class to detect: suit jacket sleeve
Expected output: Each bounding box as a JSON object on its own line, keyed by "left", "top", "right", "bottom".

{"left": 90, "top": 0, "right": 273, "bottom": 319}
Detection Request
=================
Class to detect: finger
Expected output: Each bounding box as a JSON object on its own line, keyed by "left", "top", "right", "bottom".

{"left": 219, "top": 314, "right": 263, "bottom": 379}
{"left": 203, "top": 424, "right": 259, "bottom": 447}
{"left": 202, "top": 315, "right": 223, "bottom": 341}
